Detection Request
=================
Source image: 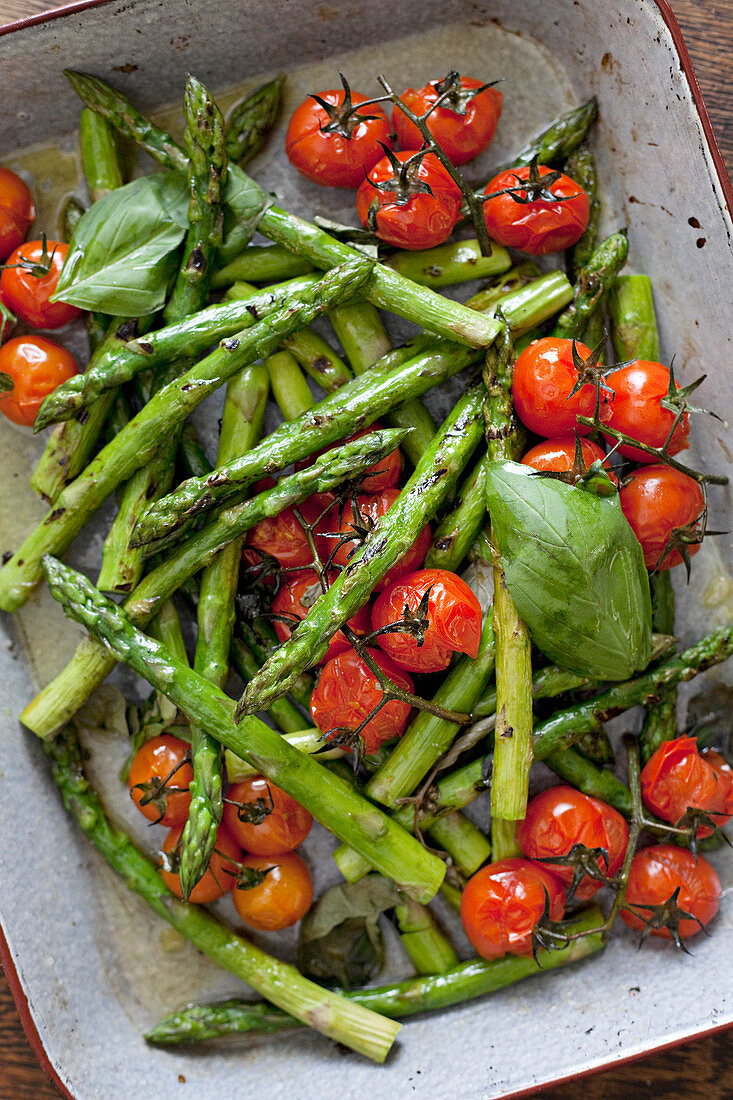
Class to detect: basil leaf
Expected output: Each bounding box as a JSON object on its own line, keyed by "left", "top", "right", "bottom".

{"left": 53, "top": 171, "right": 190, "bottom": 315}
{"left": 296, "top": 875, "right": 401, "bottom": 989}
{"left": 486, "top": 460, "right": 652, "bottom": 680}
{"left": 218, "top": 165, "right": 273, "bottom": 264}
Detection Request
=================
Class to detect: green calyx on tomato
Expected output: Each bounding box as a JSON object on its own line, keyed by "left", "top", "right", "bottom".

{"left": 485, "top": 459, "right": 652, "bottom": 680}
{"left": 309, "top": 72, "right": 391, "bottom": 139}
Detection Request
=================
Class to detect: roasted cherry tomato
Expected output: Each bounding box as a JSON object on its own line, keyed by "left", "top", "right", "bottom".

{"left": 461, "top": 858, "right": 566, "bottom": 960}
{"left": 223, "top": 776, "right": 313, "bottom": 856}
{"left": 512, "top": 337, "right": 595, "bottom": 437}
{"left": 371, "top": 568, "right": 482, "bottom": 673}
{"left": 521, "top": 435, "right": 618, "bottom": 485}
{"left": 310, "top": 647, "right": 414, "bottom": 755}
{"left": 285, "top": 79, "right": 392, "bottom": 188}
{"left": 0, "top": 165, "right": 35, "bottom": 262}
{"left": 482, "top": 162, "right": 590, "bottom": 255}
{"left": 1, "top": 239, "right": 82, "bottom": 328}
{"left": 600, "top": 360, "right": 689, "bottom": 462}
{"left": 0, "top": 335, "right": 78, "bottom": 427}
{"left": 621, "top": 844, "right": 721, "bottom": 941}
{"left": 324, "top": 489, "right": 431, "bottom": 589}
{"left": 640, "top": 736, "right": 733, "bottom": 837}
{"left": 356, "top": 149, "right": 462, "bottom": 250}
{"left": 516, "top": 786, "right": 629, "bottom": 901}
{"left": 128, "top": 733, "right": 193, "bottom": 827}
{"left": 392, "top": 73, "right": 503, "bottom": 166}
{"left": 232, "top": 851, "right": 313, "bottom": 931}
{"left": 161, "top": 824, "right": 240, "bottom": 903}
{"left": 245, "top": 493, "right": 334, "bottom": 570}
{"left": 272, "top": 568, "right": 371, "bottom": 662}
{"left": 619, "top": 465, "right": 705, "bottom": 571}
{"left": 295, "top": 422, "right": 403, "bottom": 493}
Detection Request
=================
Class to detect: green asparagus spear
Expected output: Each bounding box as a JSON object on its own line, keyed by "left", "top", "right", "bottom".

{"left": 225, "top": 74, "right": 285, "bottom": 165}
{"left": 266, "top": 350, "right": 314, "bottom": 419}
{"left": 21, "top": 428, "right": 410, "bottom": 738}
{"left": 229, "top": 639, "right": 309, "bottom": 734}
{"left": 236, "top": 384, "right": 487, "bottom": 714}
{"left": 509, "top": 98, "right": 598, "bottom": 169}
{"left": 608, "top": 274, "right": 661, "bottom": 362}
{"left": 79, "top": 108, "right": 123, "bottom": 202}
{"left": 144, "top": 908, "right": 603, "bottom": 1044}
{"left": 564, "top": 144, "right": 599, "bottom": 277}
{"left": 386, "top": 239, "right": 511, "bottom": 287}
{"left": 0, "top": 261, "right": 372, "bottom": 613}
{"left": 132, "top": 271, "right": 571, "bottom": 545}
{"left": 427, "top": 811, "right": 492, "bottom": 877}
{"left": 212, "top": 245, "right": 314, "bottom": 286}
{"left": 44, "top": 724, "right": 400, "bottom": 1061}
{"left": 43, "top": 556, "right": 446, "bottom": 903}
{"left": 393, "top": 898, "right": 459, "bottom": 974}
{"left": 178, "top": 365, "right": 268, "bottom": 898}
{"left": 38, "top": 274, "right": 320, "bottom": 424}
{"left": 551, "top": 230, "right": 629, "bottom": 339}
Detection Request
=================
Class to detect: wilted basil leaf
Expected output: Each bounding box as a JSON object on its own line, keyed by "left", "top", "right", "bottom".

{"left": 486, "top": 460, "right": 652, "bottom": 680}
{"left": 53, "top": 171, "right": 190, "bottom": 315}
{"left": 217, "top": 164, "right": 273, "bottom": 264}
{"left": 296, "top": 875, "right": 402, "bottom": 989}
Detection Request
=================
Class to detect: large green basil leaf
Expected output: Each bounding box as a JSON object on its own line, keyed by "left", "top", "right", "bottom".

{"left": 296, "top": 875, "right": 401, "bottom": 989}
{"left": 486, "top": 460, "right": 652, "bottom": 680}
{"left": 53, "top": 171, "right": 190, "bottom": 315}
{"left": 218, "top": 164, "right": 273, "bottom": 264}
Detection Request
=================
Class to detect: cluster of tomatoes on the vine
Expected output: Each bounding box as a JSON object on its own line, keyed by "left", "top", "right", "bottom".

{"left": 243, "top": 427, "right": 482, "bottom": 755}
{"left": 512, "top": 336, "right": 706, "bottom": 573}
{"left": 462, "top": 736, "right": 732, "bottom": 960}
{"left": 285, "top": 72, "right": 589, "bottom": 255}
{"left": 128, "top": 735, "right": 314, "bottom": 931}
{"left": 0, "top": 165, "right": 82, "bottom": 428}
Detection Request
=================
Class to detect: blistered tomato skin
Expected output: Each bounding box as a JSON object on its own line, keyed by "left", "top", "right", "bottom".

{"left": 392, "top": 76, "right": 503, "bottom": 166}
{"left": 285, "top": 89, "right": 392, "bottom": 188}
{"left": 619, "top": 465, "right": 704, "bottom": 571}
{"left": 310, "top": 647, "right": 414, "bottom": 755}
{"left": 1, "top": 240, "right": 82, "bottom": 329}
{"left": 0, "top": 336, "right": 78, "bottom": 427}
{"left": 0, "top": 165, "right": 35, "bottom": 261}
{"left": 128, "top": 733, "right": 193, "bottom": 827}
{"left": 600, "top": 360, "right": 689, "bottom": 462}
{"left": 272, "top": 568, "right": 371, "bottom": 662}
{"left": 517, "top": 786, "right": 629, "bottom": 901}
{"left": 232, "top": 852, "right": 313, "bottom": 932}
{"left": 482, "top": 165, "right": 590, "bottom": 255}
{"left": 355, "top": 150, "right": 463, "bottom": 250}
{"left": 326, "top": 488, "right": 431, "bottom": 589}
{"left": 461, "top": 859, "right": 566, "bottom": 960}
{"left": 621, "top": 844, "right": 721, "bottom": 940}
{"left": 521, "top": 435, "right": 618, "bottom": 485}
{"left": 640, "top": 736, "right": 733, "bottom": 837}
{"left": 223, "top": 777, "right": 313, "bottom": 856}
{"left": 161, "top": 824, "right": 240, "bottom": 903}
{"left": 512, "top": 337, "right": 595, "bottom": 437}
{"left": 372, "top": 568, "right": 482, "bottom": 673}
{"left": 246, "top": 493, "right": 334, "bottom": 570}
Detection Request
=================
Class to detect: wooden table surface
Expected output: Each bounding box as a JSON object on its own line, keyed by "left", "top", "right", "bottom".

{"left": 1, "top": 1, "right": 732, "bottom": 1097}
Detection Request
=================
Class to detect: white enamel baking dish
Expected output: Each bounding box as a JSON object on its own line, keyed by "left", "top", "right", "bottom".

{"left": 0, "top": 1, "right": 732, "bottom": 1097}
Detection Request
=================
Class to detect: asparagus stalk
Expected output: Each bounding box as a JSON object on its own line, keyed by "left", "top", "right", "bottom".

{"left": 213, "top": 245, "right": 314, "bottom": 286}
{"left": 229, "top": 639, "right": 310, "bottom": 735}
{"left": 386, "top": 239, "right": 511, "bottom": 287}
{"left": 564, "top": 144, "right": 599, "bottom": 278}
{"left": 225, "top": 74, "right": 285, "bottom": 166}
{"left": 235, "top": 619, "right": 314, "bottom": 715}
{"left": 44, "top": 724, "right": 399, "bottom": 1062}
{"left": 425, "top": 453, "right": 496, "bottom": 574}
{"left": 509, "top": 98, "right": 598, "bottom": 169}
{"left": 38, "top": 274, "right": 320, "bottom": 424}
{"left": 132, "top": 272, "right": 571, "bottom": 546}
{"left": 608, "top": 274, "right": 661, "bottom": 362}
{"left": 427, "top": 811, "right": 492, "bottom": 877}
{"left": 236, "top": 383, "right": 487, "bottom": 714}
{"left": 365, "top": 614, "right": 496, "bottom": 808}
{"left": 332, "top": 627, "right": 733, "bottom": 880}
{"left": 0, "top": 261, "right": 372, "bottom": 613}
{"left": 551, "top": 230, "right": 629, "bottom": 340}
{"left": 21, "top": 428, "right": 410, "bottom": 738}
{"left": 79, "top": 108, "right": 123, "bottom": 202}
{"left": 178, "top": 365, "right": 268, "bottom": 898}
{"left": 43, "top": 557, "right": 446, "bottom": 903}
{"left": 266, "top": 350, "right": 314, "bottom": 419}
{"left": 144, "top": 908, "right": 603, "bottom": 1044}
{"left": 393, "top": 898, "right": 459, "bottom": 974}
